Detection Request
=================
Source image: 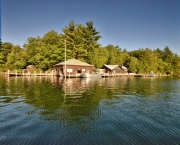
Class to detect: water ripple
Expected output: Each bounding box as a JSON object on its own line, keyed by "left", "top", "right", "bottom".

{"left": 1, "top": 76, "right": 180, "bottom": 144}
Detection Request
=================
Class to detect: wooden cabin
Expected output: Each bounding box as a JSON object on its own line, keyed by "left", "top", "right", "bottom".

{"left": 101, "top": 64, "right": 128, "bottom": 74}
{"left": 120, "top": 65, "right": 128, "bottom": 73}
{"left": 26, "top": 65, "right": 35, "bottom": 72}
{"left": 53, "top": 59, "right": 94, "bottom": 77}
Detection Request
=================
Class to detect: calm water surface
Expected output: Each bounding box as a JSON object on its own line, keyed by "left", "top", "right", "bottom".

{"left": 0, "top": 76, "right": 180, "bottom": 145}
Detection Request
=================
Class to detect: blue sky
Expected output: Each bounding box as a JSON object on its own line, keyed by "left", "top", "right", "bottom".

{"left": 1, "top": 0, "right": 180, "bottom": 54}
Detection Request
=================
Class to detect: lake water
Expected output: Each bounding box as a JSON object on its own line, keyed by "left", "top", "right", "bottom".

{"left": 0, "top": 75, "right": 180, "bottom": 145}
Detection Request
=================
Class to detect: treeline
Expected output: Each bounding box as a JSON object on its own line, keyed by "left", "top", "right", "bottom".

{"left": 0, "top": 21, "right": 180, "bottom": 75}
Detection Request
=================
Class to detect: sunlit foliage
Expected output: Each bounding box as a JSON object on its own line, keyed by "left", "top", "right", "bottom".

{"left": 1, "top": 22, "right": 180, "bottom": 75}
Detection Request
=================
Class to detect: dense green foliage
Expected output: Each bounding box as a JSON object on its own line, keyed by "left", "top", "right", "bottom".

{"left": 1, "top": 21, "right": 180, "bottom": 75}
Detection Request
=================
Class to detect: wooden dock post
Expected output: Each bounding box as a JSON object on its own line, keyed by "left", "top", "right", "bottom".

{"left": 8, "top": 70, "right": 10, "bottom": 76}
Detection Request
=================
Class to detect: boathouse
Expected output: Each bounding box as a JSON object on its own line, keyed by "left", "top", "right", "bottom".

{"left": 53, "top": 59, "right": 94, "bottom": 77}
{"left": 26, "top": 65, "right": 35, "bottom": 73}
{"left": 101, "top": 64, "right": 128, "bottom": 74}
{"left": 120, "top": 65, "right": 128, "bottom": 73}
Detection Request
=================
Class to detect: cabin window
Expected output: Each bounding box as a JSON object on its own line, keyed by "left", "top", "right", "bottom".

{"left": 77, "top": 69, "right": 81, "bottom": 73}
{"left": 67, "top": 69, "right": 73, "bottom": 72}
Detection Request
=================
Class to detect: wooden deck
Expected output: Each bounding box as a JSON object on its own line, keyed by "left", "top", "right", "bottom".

{"left": 101, "top": 73, "right": 159, "bottom": 77}
{"left": 3, "top": 71, "right": 160, "bottom": 78}
{"left": 101, "top": 73, "right": 133, "bottom": 77}
{"left": 3, "top": 72, "right": 82, "bottom": 78}
{"left": 4, "top": 73, "right": 53, "bottom": 76}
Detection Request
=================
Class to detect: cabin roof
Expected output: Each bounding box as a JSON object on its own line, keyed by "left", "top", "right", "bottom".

{"left": 54, "top": 59, "right": 93, "bottom": 66}
{"left": 26, "top": 65, "right": 34, "bottom": 68}
{"left": 103, "top": 64, "right": 120, "bottom": 70}
{"left": 121, "top": 65, "right": 127, "bottom": 70}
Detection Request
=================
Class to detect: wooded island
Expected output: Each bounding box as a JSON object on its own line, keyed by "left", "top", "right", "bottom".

{"left": 0, "top": 21, "right": 180, "bottom": 75}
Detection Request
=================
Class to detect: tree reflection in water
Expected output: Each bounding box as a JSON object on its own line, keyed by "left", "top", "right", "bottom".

{"left": 1, "top": 75, "right": 180, "bottom": 144}
{"left": 1, "top": 76, "right": 105, "bottom": 130}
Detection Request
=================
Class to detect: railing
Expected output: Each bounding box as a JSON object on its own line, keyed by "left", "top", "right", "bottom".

{"left": 6, "top": 70, "right": 54, "bottom": 76}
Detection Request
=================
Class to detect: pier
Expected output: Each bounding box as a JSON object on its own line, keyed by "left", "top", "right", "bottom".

{"left": 3, "top": 70, "right": 163, "bottom": 78}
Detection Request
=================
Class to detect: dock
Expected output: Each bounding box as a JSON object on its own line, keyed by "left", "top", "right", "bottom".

{"left": 101, "top": 73, "right": 159, "bottom": 77}
{"left": 3, "top": 70, "right": 161, "bottom": 78}
{"left": 101, "top": 73, "right": 130, "bottom": 77}
{"left": 3, "top": 70, "right": 81, "bottom": 78}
